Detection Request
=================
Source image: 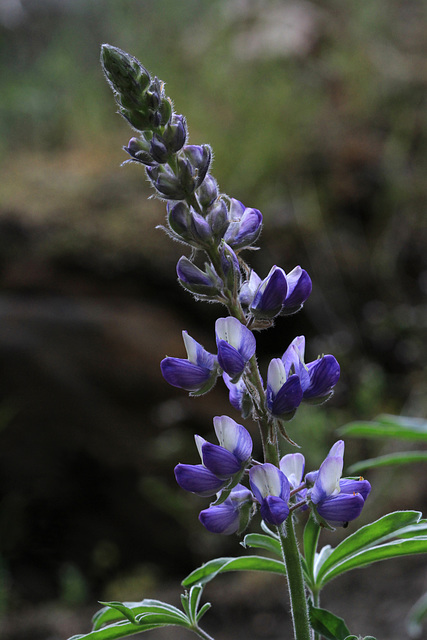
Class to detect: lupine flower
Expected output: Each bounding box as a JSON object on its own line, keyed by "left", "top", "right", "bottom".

{"left": 249, "top": 463, "right": 290, "bottom": 526}
{"left": 309, "top": 441, "right": 371, "bottom": 527}
{"left": 160, "top": 331, "right": 218, "bottom": 394}
{"left": 280, "top": 452, "right": 307, "bottom": 508}
{"left": 197, "top": 415, "right": 253, "bottom": 479}
{"left": 215, "top": 317, "right": 256, "bottom": 381}
{"left": 174, "top": 417, "right": 253, "bottom": 497}
{"left": 199, "top": 484, "right": 253, "bottom": 535}
{"left": 223, "top": 198, "right": 263, "bottom": 250}
{"left": 250, "top": 266, "right": 288, "bottom": 319}
{"left": 281, "top": 336, "right": 340, "bottom": 404}
{"left": 240, "top": 266, "right": 312, "bottom": 319}
{"left": 266, "top": 358, "right": 303, "bottom": 419}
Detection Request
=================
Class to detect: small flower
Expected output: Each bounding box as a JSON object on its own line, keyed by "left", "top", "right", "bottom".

{"left": 197, "top": 415, "right": 253, "bottom": 479}
{"left": 249, "top": 463, "right": 290, "bottom": 526}
{"left": 308, "top": 441, "right": 371, "bottom": 527}
{"left": 250, "top": 266, "right": 288, "bottom": 319}
{"left": 223, "top": 198, "right": 263, "bottom": 250}
{"left": 199, "top": 484, "right": 253, "bottom": 535}
{"left": 176, "top": 256, "right": 222, "bottom": 297}
{"left": 281, "top": 336, "right": 340, "bottom": 404}
{"left": 215, "top": 317, "right": 256, "bottom": 381}
{"left": 266, "top": 358, "right": 303, "bottom": 418}
{"left": 160, "top": 331, "right": 219, "bottom": 395}
{"left": 239, "top": 266, "right": 312, "bottom": 318}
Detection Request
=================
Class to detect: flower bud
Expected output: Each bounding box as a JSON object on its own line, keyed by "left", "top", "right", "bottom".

{"left": 223, "top": 199, "right": 263, "bottom": 250}
{"left": 162, "top": 114, "right": 187, "bottom": 153}
{"left": 149, "top": 132, "right": 169, "bottom": 163}
{"left": 124, "top": 137, "right": 156, "bottom": 166}
{"left": 146, "top": 165, "right": 186, "bottom": 200}
{"left": 197, "top": 174, "right": 219, "bottom": 209}
{"left": 177, "top": 256, "right": 222, "bottom": 297}
{"left": 206, "top": 198, "right": 229, "bottom": 240}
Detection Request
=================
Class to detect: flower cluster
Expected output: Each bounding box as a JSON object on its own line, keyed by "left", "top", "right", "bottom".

{"left": 176, "top": 432, "right": 370, "bottom": 534}
{"left": 100, "top": 44, "right": 371, "bottom": 542}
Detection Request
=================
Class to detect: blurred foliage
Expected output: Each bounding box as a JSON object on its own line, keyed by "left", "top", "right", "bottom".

{"left": 0, "top": 0, "right": 426, "bottom": 617}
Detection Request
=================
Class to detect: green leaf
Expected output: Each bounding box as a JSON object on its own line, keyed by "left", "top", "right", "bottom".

{"left": 308, "top": 601, "right": 350, "bottom": 640}
{"left": 315, "top": 511, "right": 423, "bottom": 585}
{"left": 406, "top": 589, "right": 427, "bottom": 637}
{"left": 303, "top": 514, "right": 321, "bottom": 584}
{"left": 92, "top": 599, "right": 188, "bottom": 631}
{"left": 241, "top": 533, "right": 282, "bottom": 557}
{"left": 339, "top": 414, "right": 427, "bottom": 442}
{"left": 67, "top": 619, "right": 178, "bottom": 640}
{"left": 348, "top": 451, "right": 427, "bottom": 474}
{"left": 97, "top": 602, "right": 137, "bottom": 625}
{"left": 320, "top": 537, "right": 427, "bottom": 584}
{"left": 182, "top": 555, "right": 286, "bottom": 587}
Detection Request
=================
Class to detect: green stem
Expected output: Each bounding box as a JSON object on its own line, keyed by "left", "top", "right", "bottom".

{"left": 278, "top": 517, "right": 312, "bottom": 640}
{"left": 192, "top": 625, "right": 216, "bottom": 640}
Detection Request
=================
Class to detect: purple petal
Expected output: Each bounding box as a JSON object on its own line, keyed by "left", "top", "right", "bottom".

{"left": 251, "top": 266, "right": 288, "bottom": 316}
{"left": 213, "top": 415, "right": 253, "bottom": 462}
{"left": 199, "top": 501, "right": 239, "bottom": 535}
{"left": 267, "top": 374, "right": 303, "bottom": 417}
{"left": 201, "top": 442, "right": 241, "bottom": 479}
{"left": 177, "top": 257, "right": 213, "bottom": 286}
{"left": 316, "top": 492, "right": 365, "bottom": 527}
{"left": 217, "top": 341, "right": 246, "bottom": 378}
{"left": 282, "top": 267, "right": 312, "bottom": 312}
{"left": 160, "top": 358, "right": 211, "bottom": 391}
{"left": 249, "top": 463, "right": 290, "bottom": 503}
{"left": 303, "top": 355, "right": 340, "bottom": 399}
{"left": 339, "top": 478, "right": 371, "bottom": 501}
{"left": 260, "top": 496, "right": 290, "bottom": 526}
{"left": 174, "top": 464, "right": 225, "bottom": 497}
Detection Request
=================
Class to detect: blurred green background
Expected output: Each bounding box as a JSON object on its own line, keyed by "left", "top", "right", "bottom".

{"left": 0, "top": 1, "right": 426, "bottom": 638}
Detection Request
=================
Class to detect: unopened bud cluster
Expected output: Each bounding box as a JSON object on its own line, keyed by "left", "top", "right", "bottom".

{"left": 101, "top": 44, "right": 371, "bottom": 538}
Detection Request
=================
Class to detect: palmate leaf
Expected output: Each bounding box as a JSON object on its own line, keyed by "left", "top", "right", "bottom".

{"left": 314, "top": 511, "right": 427, "bottom": 587}
{"left": 182, "top": 555, "right": 286, "bottom": 588}
{"left": 241, "top": 532, "right": 282, "bottom": 557}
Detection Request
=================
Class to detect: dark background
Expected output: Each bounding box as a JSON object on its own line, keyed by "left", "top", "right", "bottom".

{"left": 0, "top": 1, "right": 426, "bottom": 638}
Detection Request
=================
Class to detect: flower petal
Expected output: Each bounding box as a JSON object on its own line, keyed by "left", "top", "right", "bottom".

{"left": 280, "top": 453, "right": 305, "bottom": 489}
{"left": 339, "top": 478, "right": 371, "bottom": 501}
{"left": 260, "top": 496, "right": 290, "bottom": 526}
{"left": 249, "top": 463, "right": 290, "bottom": 503}
{"left": 174, "top": 463, "right": 225, "bottom": 497}
{"left": 217, "top": 341, "right": 246, "bottom": 378}
{"left": 201, "top": 442, "right": 241, "bottom": 479}
{"left": 268, "top": 374, "right": 303, "bottom": 417}
{"left": 160, "top": 358, "right": 211, "bottom": 391}
{"left": 304, "top": 355, "right": 340, "bottom": 399}
{"left": 213, "top": 415, "right": 253, "bottom": 462}
{"left": 199, "top": 501, "right": 239, "bottom": 534}
{"left": 316, "top": 492, "right": 365, "bottom": 527}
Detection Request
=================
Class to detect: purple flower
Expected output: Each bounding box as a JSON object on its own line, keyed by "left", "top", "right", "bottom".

{"left": 215, "top": 317, "right": 256, "bottom": 381}
{"left": 160, "top": 331, "right": 218, "bottom": 395}
{"left": 250, "top": 266, "right": 288, "bottom": 319}
{"left": 174, "top": 416, "right": 252, "bottom": 498}
{"left": 239, "top": 265, "right": 312, "bottom": 318}
{"left": 197, "top": 415, "right": 253, "bottom": 480}
{"left": 176, "top": 256, "right": 222, "bottom": 297}
{"left": 249, "top": 463, "right": 290, "bottom": 526}
{"left": 266, "top": 358, "right": 303, "bottom": 418}
{"left": 280, "top": 452, "right": 308, "bottom": 508}
{"left": 223, "top": 199, "right": 263, "bottom": 250}
{"left": 309, "top": 441, "right": 370, "bottom": 527}
{"left": 281, "top": 336, "right": 340, "bottom": 404}
{"left": 199, "top": 484, "right": 253, "bottom": 535}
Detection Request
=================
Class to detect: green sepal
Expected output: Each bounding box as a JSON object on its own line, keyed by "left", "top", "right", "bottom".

{"left": 308, "top": 600, "right": 350, "bottom": 640}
